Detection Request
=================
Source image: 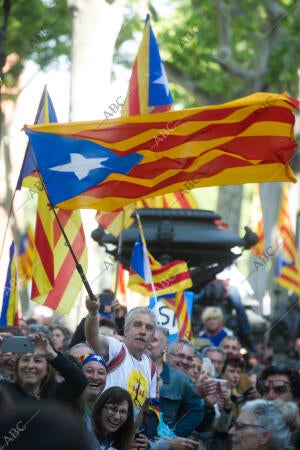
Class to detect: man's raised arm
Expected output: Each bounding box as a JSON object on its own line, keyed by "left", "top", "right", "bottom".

{"left": 84, "top": 297, "right": 109, "bottom": 360}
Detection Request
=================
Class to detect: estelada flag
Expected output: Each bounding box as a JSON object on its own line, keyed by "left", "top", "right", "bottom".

{"left": 25, "top": 92, "right": 298, "bottom": 212}
{"left": 1, "top": 242, "right": 19, "bottom": 326}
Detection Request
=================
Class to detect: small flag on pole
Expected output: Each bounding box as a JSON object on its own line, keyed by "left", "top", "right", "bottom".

{"left": 128, "top": 235, "right": 192, "bottom": 296}
{"left": 1, "top": 242, "right": 19, "bottom": 326}
{"left": 275, "top": 184, "right": 300, "bottom": 296}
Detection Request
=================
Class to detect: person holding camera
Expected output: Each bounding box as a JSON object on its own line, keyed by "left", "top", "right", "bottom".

{"left": 0, "top": 333, "right": 87, "bottom": 404}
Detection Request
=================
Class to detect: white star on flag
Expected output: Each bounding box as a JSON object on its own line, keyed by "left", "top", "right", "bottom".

{"left": 153, "top": 63, "right": 170, "bottom": 96}
{"left": 50, "top": 153, "right": 108, "bottom": 180}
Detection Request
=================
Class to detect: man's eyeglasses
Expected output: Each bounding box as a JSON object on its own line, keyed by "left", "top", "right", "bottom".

{"left": 104, "top": 405, "right": 128, "bottom": 418}
{"left": 169, "top": 353, "right": 193, "bottom": 363}
{"left": 231, "top": 420, "right": 265, "bottom": 431}
{"left": 258, "top": 380, "right": 291, "bottom": 395}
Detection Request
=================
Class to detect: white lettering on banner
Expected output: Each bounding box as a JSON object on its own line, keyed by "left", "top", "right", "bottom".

{"left": 152, "top": 300, "right": 178, "bottom": 335}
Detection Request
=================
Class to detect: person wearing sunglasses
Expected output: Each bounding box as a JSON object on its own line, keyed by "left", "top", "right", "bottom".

{"left": 87, "top": 386, "right": 135, "bottom": 450}
{"left": 229, "top": 398, "right": 297, "bottom": 450}
{"left": 256, "top": 366, "right": 300, "bottom": 403}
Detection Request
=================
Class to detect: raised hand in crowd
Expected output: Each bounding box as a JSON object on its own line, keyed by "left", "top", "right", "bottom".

{"left": 85, "top": 296, "right": 100, "bottom": 317}
{"left": 195, "top": 377, "right": 222, "bottom": 406}
{"left": 33, "top": 333, "right": 57, "bottom": 360}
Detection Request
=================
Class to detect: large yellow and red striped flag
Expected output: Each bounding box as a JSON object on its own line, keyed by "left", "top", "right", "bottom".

{"left": 250, "top": 184, "right": 265, "bottom": 257}
{"left": 19, "top": 87, "right": 88, "bottom": 314}
{"left": 96, "top": 16, "right": 196, "bottom": 237}
{"left": 275, "top": 184, "right": 300, "bottom": 296}
{"left": 25, "top": 92, "right": 298, "bottom": 212}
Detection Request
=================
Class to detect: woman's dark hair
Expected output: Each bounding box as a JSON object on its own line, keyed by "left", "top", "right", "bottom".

{"left": 51, "top": 325, "right": 71, "bottom": 338}
{"left": 92, "top": 387, "right": 134, "bottom": 450}
{"left": 222, "top": 352, "right": 244, "bottom": 374}
{"left": 256, "top": 366, "right": 300, "bottom": 400}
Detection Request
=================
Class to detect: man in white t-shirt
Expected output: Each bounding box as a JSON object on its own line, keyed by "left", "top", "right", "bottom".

{"left": 85, "top": 298, "right": 157, "bottom": 418}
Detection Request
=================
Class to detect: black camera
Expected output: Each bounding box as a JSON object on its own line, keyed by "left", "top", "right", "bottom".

{"left": 135, "top": 426, "right": 144, "bottom": 438}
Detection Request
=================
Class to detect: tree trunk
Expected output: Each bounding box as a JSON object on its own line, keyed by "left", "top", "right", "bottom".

{"left": 66, "top": 0, "right": 127, "bottom": 316}
{"left": 216, "top": 185, "right": 243, "bottom": 233}
{"left": 67, "top": 0, "right": 126, "bottom": 121}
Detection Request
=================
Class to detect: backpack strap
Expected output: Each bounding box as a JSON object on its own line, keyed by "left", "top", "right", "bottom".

{"left": 107, "top": 345, "right": 126, "bottom": 371}
{"left": 107, "top": 346, "right": 156, "bottom": 379}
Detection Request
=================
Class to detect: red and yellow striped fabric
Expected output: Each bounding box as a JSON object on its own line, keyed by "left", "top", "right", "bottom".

{"left": 27, "top": 92, "right": 298, "bottom": 212}
{"left": 17, "top": 225, "right": 34, "bottom": 286}
{"left": 31, "top": 189, "right": 55, "bottom": 298}
{"left": 128, "top": 252, "right": 192, "bottom": 297}
{"left": 275, "top": 184, "right": 300, "bottom": 296}
{"left": 162, "top": 291, "right": 193, "bottom": 341}
{"left": 96, "top": 17, "right": 196, "bottom": 236}
{"left": 96, "top": 204, "right": 135, "bottom": 237}
{"left": 250, "top": 184, "right": 265, "bottom": 257}
{"left": 31, "top": 200, "right": 88, "bottom": 314}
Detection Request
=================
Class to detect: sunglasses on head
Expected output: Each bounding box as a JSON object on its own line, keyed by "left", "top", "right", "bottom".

{"left": 231, "top": 419, "right": 265, "bottom": 431}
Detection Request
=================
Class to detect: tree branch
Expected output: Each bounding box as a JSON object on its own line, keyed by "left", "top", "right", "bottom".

{"left": 164, "top": 61, "right": 218, "bottom": 106}
{"left": 212, "top": 0, "right": 254, "bottom": 81}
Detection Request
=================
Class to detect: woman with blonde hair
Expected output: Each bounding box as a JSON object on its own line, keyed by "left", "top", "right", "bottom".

{"left": 199, "top": 306, "right": 234, "bottom": 347}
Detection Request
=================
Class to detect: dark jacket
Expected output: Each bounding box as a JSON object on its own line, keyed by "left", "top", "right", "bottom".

{"left": 1, "top": 352, "right": 87, "bottom": 403}
{"left": 159, "top": 362, "right": 205, "bottom": 437}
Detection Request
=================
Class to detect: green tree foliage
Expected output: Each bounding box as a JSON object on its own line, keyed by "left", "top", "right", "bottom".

{"left": 116, "top": 0, "right": 300, "bottom": 107}
{"left": 2, "top": 0, "right": 71, "bottom": 89}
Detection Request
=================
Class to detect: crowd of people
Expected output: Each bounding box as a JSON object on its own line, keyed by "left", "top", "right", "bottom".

{"left": 0, "top": 297, "right": 299, "bottom": 450}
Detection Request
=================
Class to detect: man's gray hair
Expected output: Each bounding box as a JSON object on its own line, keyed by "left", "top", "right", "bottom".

{"left": 124, "top": 306, "right": 157, "bottom": 334}
{"left": 220, "top": 335, "right": 241, "bottom": 348}
{"left": 156, "top": 326, "right": 169, "bottom": 345}
{"left": 203, "top": 346, "right": 226, "bottom": 358}
{"left": 168, "top": 338, "right": 194, "bottom": 354}
{"left": 65, "top": 342, "right": 94, "bottom": 356}
{"left": 241, "top": 399, "right": 293, "bottom": 450}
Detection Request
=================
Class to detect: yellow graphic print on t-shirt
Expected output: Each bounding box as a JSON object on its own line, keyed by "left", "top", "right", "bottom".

{"left": 127, "top": 368, "right": 148, "bottom": 407}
